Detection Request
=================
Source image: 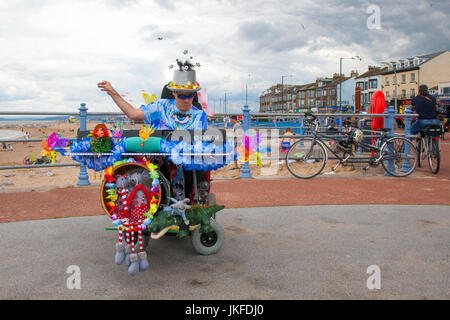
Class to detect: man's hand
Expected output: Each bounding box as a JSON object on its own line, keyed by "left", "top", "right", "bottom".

{"left": 97, "top": 80, "right": 118, "bottom": 97}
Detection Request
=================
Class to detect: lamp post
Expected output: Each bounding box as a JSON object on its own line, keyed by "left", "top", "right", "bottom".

{"left": 224, "top": 92, "right": 232, "bottom": 114}
{"left": 381, "top": 62, "right": 397, "bottom": 113}
{"left": 246, "top": 74, "right": 251, "bottom": 105}
{"left": 282, "top": 75, "right": 293, "bottom": 112}
{"left": 339, "top": 56, "right": 361, "bottom": 111}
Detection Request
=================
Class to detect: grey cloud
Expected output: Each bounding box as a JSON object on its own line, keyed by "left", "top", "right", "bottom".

{"left": 237, "top": 20, "right": 310, "bottom": 53}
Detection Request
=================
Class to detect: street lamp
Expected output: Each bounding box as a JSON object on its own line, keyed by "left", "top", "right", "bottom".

{"left": 282, "top": 75, "right": 293, "bottom": 112}
{"left": 381, "top": 62, "right": 397, "bottom": 112}
{"left": 339, "top": 56, "right": 361, "bottom": 111}
{"left": 246, "top": 74, "right": 251, "bottom": 105}
{"left": 224, "top": 92, "right": 232, "bottom": 114}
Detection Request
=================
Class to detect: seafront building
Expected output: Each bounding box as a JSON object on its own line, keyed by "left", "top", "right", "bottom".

{"left": 259, "top": 50, "right": 450, "bottom": 113}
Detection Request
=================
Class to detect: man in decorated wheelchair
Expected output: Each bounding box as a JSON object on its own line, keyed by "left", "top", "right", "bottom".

{"left": 98, "top": 62, "right": 209, "bottom": 200}
{"left": 95, "top": 58, "right": 231, "bottom": 238}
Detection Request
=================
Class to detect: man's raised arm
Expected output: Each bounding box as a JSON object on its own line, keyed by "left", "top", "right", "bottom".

{"left": 97, "top": 80, "right": 145, "bottom": 121}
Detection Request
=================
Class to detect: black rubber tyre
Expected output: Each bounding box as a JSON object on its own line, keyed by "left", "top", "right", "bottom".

{"left": 286, "top": 138, "right": 327, "bottom": 179}
{"left": 381, "top": 137, "right": 418, "bottom": 177}
{"left": 191, "top": 220, "right": 224, "bottom": 255}
{"left": 428, "top": 138, "right": 440, "bottom": 174}
{"left": 417, "top": 138, "right": 423, "bottom": 168}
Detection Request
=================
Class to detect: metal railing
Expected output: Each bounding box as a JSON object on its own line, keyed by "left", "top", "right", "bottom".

{"left": 0, "top": 103, "right": 129, "bottom": 186}
{"left": 0, "top": 102, "right": 419, "bottom": 184}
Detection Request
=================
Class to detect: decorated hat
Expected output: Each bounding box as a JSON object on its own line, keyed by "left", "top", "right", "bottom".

{"left": 166, "top": 54, "right": 201, "bottom": 92}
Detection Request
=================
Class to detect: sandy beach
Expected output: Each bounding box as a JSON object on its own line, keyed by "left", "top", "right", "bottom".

{"left": 0, "top": 121, "right": 361, "bottom": 192}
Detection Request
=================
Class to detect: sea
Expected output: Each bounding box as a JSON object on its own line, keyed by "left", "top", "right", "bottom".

{"left": 0, "top": 116, "right": 71, "bottom": 122}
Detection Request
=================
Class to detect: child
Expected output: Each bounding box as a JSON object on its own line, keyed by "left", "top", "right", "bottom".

{"left": 278, "top": 128, "right": 295, "bottom": 164}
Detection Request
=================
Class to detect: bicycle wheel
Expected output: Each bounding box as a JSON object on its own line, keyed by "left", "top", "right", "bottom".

{"left": 417, "top": 138, "right": 422, "bottom": 168}
{"left": 286, "top": 137, "right": 327, "bottom": 179}
{"left": 428, "top": 137, "right": 440, "bottom": 174}
{"left": 380, "top": 137, "right": 418, "bottom": 177}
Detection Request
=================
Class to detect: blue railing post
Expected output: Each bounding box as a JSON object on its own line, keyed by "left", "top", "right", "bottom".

{"left": 387, "top": 105, "right": 395, "bottom": 136}
{"left": 240, "top": 105, "right": 252, "bottom": 178}
{"left": 299, "top": 114, "right": 305, "bottom": 146}
{"left": 77, "top": 103, "right": 90, "bottom": 186}
{"left": 401, "top": 106, "right": 413, "bottom": 173}
{"left": 382, "top": 106, "right": 395, "bottom": 176}
{"left": 357, "top": 111, "right": 363, "bottom": 154}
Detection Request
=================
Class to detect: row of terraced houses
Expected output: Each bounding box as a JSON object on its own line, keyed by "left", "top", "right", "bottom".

{"left": 259, "top": 50, "right": 450, "bottom": 113}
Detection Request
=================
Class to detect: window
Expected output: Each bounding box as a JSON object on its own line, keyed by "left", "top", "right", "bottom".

{"left": 309, "top": 99, "right": 314, "bottom": 107}
{"left": 369, "top": 79, "right": 378, "bottom": 89}
{"left": 410, "top": 73, "right": 415, "bottom": 83}
{"left": 301, "top": 92, "right": 305, "bottom": 98}
{"left": 323, "top": 89, "right": 327, "bottom": 96}
{"left": 410, "top": 88, "right": 415, "bottom": 97}
{"left": 364, "top": 93, "right": 368, "bottom": 103}
{"left": 309, "top": 90, "right": 314, "bottom": 97}
{"left": 442, "top": 87, "right": 450, "bottom": 94}
{"left": 385, "top": 91, "right": 390, "bottom": 100}
{"left": 316, "top": 91, "right": 321, "bottom": 97}
{"left": 368, "top": 92, "right": 373, "bottom": 102}
{"left": 331, "top": 89, "right": 336, "bottom": 95}
{"left": 301, "top": 100, "right": 305, "bottom": 107}
{"left": 402, "top": 90, "right": 406, "bottom": 98}
{"left": 364, "top": 82, "right": 368, "bottom": 90}
{"left": 402, "top": 74, "right": 406, "bottom": 84}
{"left": 385, "top": 77, "right": 390, "bottom": 86}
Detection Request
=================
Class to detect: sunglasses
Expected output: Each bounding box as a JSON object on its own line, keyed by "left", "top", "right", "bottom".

{"left": 175, "top": 93, "right": 195, "bottom": 100}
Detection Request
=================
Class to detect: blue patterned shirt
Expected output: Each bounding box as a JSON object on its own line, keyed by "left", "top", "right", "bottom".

{"left": 140, "top": 99, "right": 207, "bottom": 130}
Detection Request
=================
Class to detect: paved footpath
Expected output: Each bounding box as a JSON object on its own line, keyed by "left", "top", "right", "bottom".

{"left": 1, "top": 205, "right": 448, "bottom": 299}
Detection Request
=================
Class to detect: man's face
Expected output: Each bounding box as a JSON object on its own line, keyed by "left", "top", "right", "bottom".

{"left": 173, "top": 91, "right": 195, "bottom": 113}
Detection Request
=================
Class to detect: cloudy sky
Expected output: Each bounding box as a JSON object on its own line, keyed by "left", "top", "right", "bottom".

{"left": 0, "top": 0, "right": 449, "bottom": 115}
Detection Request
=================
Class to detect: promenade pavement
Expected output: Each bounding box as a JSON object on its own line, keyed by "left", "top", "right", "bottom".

{"left": 1, "top": 205, "right": 448, "bottom": 299}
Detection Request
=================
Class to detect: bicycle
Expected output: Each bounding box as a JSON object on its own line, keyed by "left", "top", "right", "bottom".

{"left": 416, "top": 124, "right": 441, "bottom": 174}
{"left": 285, "top": 114, "right": 418, "bottom": 179}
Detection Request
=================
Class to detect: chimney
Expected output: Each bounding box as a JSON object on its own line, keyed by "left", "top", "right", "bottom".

{"left": 350, "top": 70, "right": 359, "bottom": 78}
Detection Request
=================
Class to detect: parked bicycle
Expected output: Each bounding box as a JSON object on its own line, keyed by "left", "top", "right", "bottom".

{"left": 416, "top": 124, "right": 441, "bottom": 174}
{"left": 285, "top": 113, "right": 418, "bottom": 179}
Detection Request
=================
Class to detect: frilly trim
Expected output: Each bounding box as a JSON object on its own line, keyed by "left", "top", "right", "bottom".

{"left": 70, "top": 138, "right": 126, "bottom": 171}
{"left": 161, "top": 140, "right": 235, "bottom": 171}
{"left": 70, "top": 137, "right": 235, "bottom": 171}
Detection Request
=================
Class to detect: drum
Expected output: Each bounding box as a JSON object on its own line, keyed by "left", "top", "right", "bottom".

{"left": 100, "top": 162, "right": 171, "bottom": 217}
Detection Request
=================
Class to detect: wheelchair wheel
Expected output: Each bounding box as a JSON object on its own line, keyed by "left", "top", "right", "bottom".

{"left": 191, "top": 220, "right": 224, "bottom": 255}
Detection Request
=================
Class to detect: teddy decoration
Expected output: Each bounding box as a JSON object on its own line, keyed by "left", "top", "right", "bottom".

{"left": 106, "top": 162, "right": 160, "bottom": 276}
